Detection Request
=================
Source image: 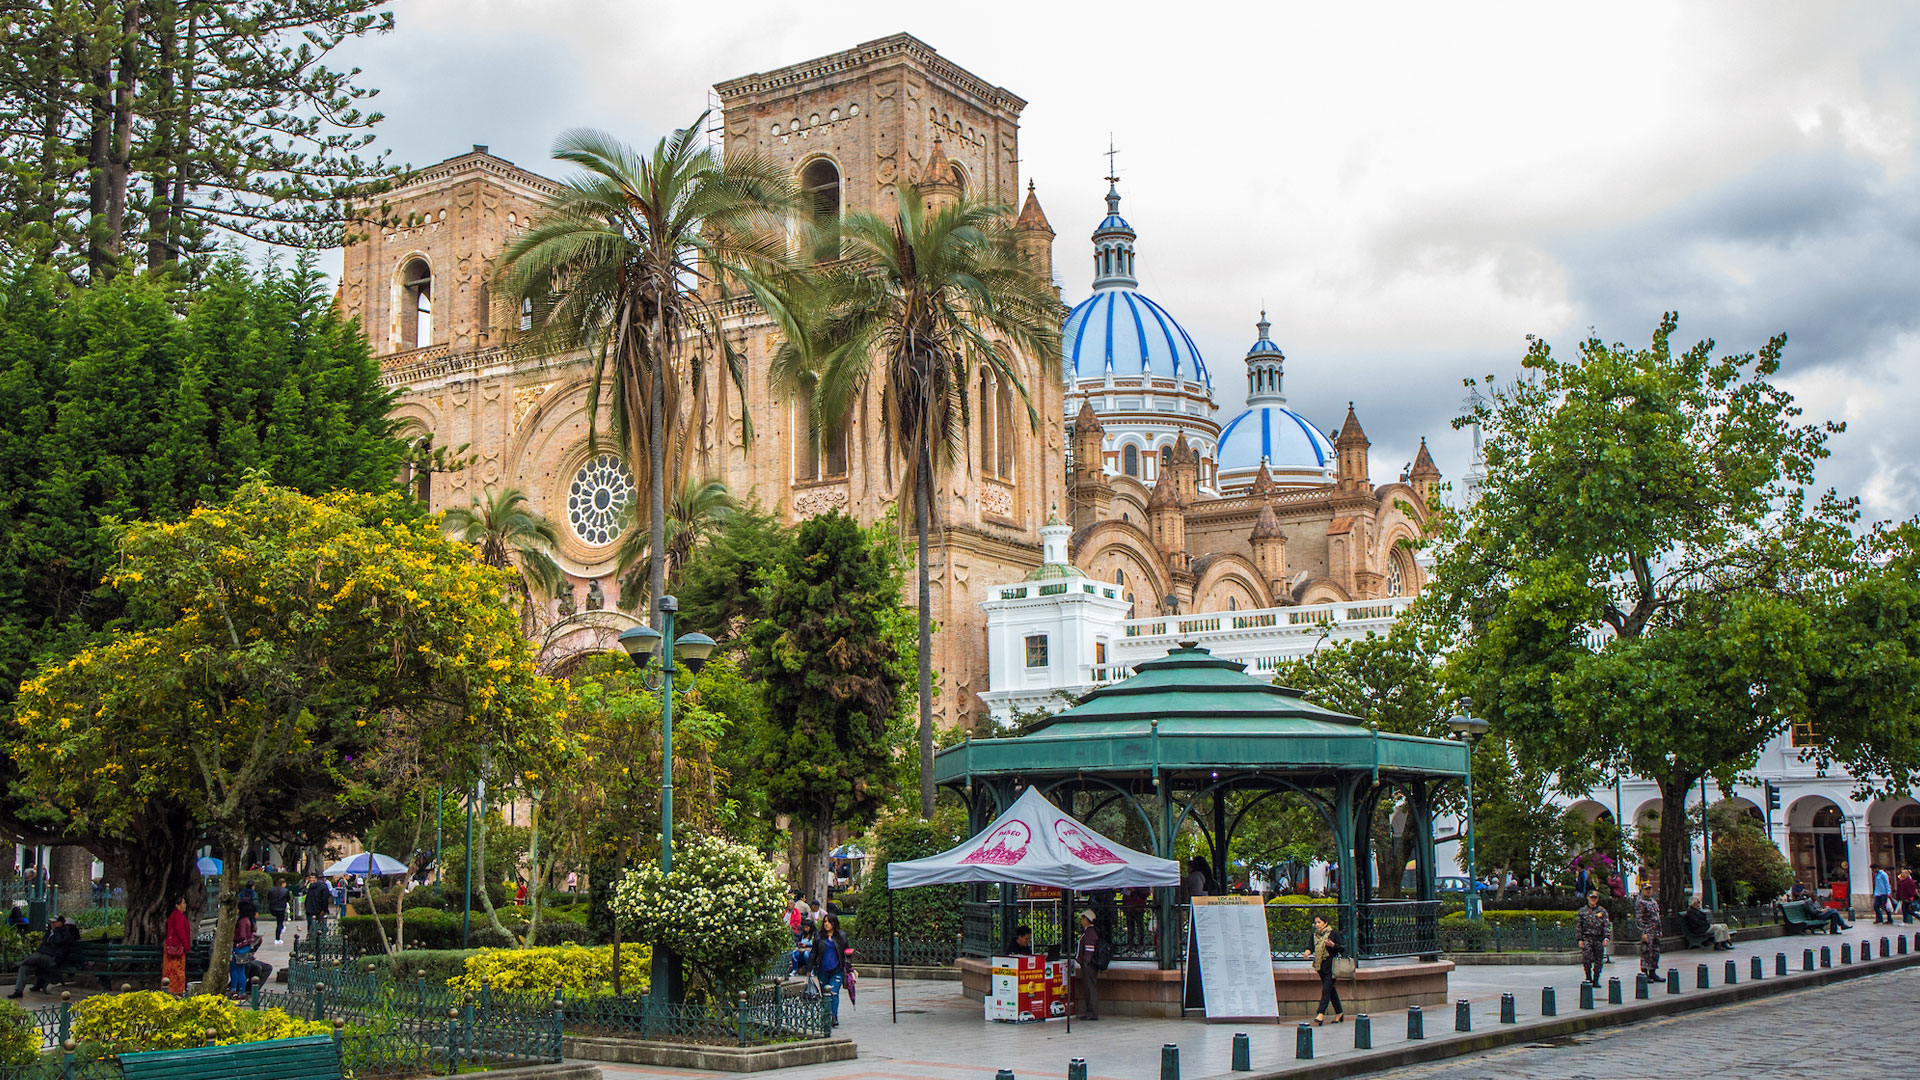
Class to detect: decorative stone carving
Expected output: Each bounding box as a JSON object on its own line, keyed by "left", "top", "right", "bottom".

{"left": 512, "top": 383, "right": 551, "bottom": 430}
{"left": 585, "top": 579, "right": 605, "bottom": 611}
{"left": 794, "top": 483, "right": 850, "bottom": 518}
{"left": 981, "top": 481, "right": 1013, "bottom": 518}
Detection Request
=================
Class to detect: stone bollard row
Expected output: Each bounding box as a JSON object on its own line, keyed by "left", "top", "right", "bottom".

{"left": 1161, "top": 1042, "right": 1180, "bottom": 1080}
{"left": 1803, "top": 949, "right": 1815, "bottom": 972}
{"left": 1695, "top": 963, "right": 1709, "bottom": 990}
{"left": 1608, "top": 976, "right": 1623, "bottom": 1005}
{"left": 1499, "top": 993, "right": 1515, "bottom": 1024}
{"left": 1579, "top": 981, "right": 1595, "bottom": 1010}
{"left": 1296, "top": 1023, "right": 1313, "bottom": 1060}
{"left": 1665, "top": 968, "right": 1679, "bottom": 995}
{"left": 1541, "top": 986, "right": 1557, "bottom": 1017}
{"left": 1231, "top": 1034, "right": 1249, "bottom": 1072}
{"left": 1407, "top": 1004, "right": 1424, "bottom": 1040}
{"left": 1841, "top": 942, "right": 1852, "bottom": 965}
{"left": 1454, "top": 998, "right": 1471, "bottom": 1032}
{"left": 1725, "top": 959, "right": 1738, "bottom": 985}
{"left": 1634, "top": 973, "right": 1649, "bottom": 1000}
{"left": 1354, "top": 1013, "right": 1372, "bottom": 1050}
{"left": 1752, "top": 955, "right": 1764, "bottom": 981}
{"left": 1821, "top": 945, "right": 1832, "bottom": 968}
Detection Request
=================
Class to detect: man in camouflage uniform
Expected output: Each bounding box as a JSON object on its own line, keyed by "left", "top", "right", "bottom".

{"left": 1633, "top": 881, "right": 1662, "bottom": 981}
{"left": 1576, "top": 891, "right": 1612, "bottom": 986}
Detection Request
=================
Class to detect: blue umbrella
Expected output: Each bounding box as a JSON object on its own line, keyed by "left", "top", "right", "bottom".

{"left": 323, "top": 853, "right": 407, "bottom": 876}
{"left": 195, "top": 857, "right": 222, "bottom": 875}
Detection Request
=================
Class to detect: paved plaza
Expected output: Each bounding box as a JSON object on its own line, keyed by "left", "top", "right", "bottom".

{"left": 584, "top": 931, "right": 1920, "bottom": 1080}
{"left": 1372, "top": 965, "right": 1920, "bottom": 1080}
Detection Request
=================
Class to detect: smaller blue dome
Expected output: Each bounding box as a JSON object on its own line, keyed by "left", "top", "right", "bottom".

{"left": 1216, "top": 404, "right": 1334, "bottom": 479}
{"left": 1096, "top": 213, "right": 1132, "bottom": 234}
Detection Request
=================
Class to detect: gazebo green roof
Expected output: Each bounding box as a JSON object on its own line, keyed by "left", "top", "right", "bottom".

{"left": 938, "top": 644, "right": 1468, "bottom": 782}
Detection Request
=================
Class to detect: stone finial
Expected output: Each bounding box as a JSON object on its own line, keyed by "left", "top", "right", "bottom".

{"left": 1016, "top": 180, "right": 1054, "bottom": 236}
{"left": 1251, "top": 502, "right": 1286, "bottom": 540}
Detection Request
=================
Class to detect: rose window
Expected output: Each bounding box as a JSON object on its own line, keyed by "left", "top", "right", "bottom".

{"left": 566, "top": 453, "right": 633, "bottom": 546}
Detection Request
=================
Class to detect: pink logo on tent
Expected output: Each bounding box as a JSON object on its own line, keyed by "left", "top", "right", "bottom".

{"left": 960, "top": 820, "right": 1031, "bottom": 865}
{"left": 1054, "top": 820, "right": 1124, "bottom": 865}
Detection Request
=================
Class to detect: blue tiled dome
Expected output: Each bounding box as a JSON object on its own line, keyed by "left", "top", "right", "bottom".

{"left": 1217, "top": 404, "right": 1334, "bottom": 476}
{"left": 1062, "top": 290, "right": 1211, "bottom": 388}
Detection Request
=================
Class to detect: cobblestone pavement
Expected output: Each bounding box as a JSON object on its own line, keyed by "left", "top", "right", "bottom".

{"left": 1371, "top": 966, "right": 1920, "bottom": 1080}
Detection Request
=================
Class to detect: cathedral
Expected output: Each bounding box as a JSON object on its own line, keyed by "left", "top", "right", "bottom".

{"left": 336, "top": 33, "right": 1437, "bottom": 729}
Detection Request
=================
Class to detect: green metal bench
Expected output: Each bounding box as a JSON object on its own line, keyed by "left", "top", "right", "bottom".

{"left": 1778, "top": 902, "right": 1825, "bottom": 935}
{"left": 118, "top": 1034, "right": 342, "bottom": 1080}
{"left": 75, "top": 941, "right": 212, "bottom": 991}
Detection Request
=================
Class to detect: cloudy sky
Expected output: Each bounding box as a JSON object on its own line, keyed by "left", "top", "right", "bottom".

{"left": 337, "top": 0, "right": 1920, "bottom": 521}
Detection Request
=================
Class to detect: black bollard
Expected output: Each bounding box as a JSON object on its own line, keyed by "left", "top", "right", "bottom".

{"left": 1634, "top": 973, "right": 1649, "bottom": 1000}
{"left": 1579, "top": 982, "right": 1595, "bottom": 1010}
{"left": 1861, "top": 940, "right": 1873, "bottom": 961}
{"left": 1821, "top": 945, "right": 1832, "bottom": 968}
{"left": 1665, "top": 968, "right": 1679, "bottom": 995}
{"left": 996, "top": 1072, "right": 1016, "bottom": 1080}
{"left": 1231, "top": 1034, "right": 1249, "bottom": 1072}
{"left": 1455, "top": 998, "right": 1471, "bottom": 1032}
{"left": 1499, "top": 993, "right": 1515, "bottom": 1024}
{"left": 1407, "top": 1005, "right": 1424, "bottom": 1040}
{"left": 1752, "top": 956, "right": 1764, "bottom": 981}
{"left": 1901, "top": 936, "right": 1909, "bottom": 956}
{"left": 1161, "top": 1043, "right": 1180, "bottom": 1080}
{"left": 1777, "top": 952, "right": 1789, "bottom": 976}
{"left": 1881, "top": 936, "right": 1892, "bottom": 957}
{"left": 1295, "top": 1023, "right": 1313, "bottom": 1060}
{"left": 1541, "top": 986, "right": 1557, "bottom": 1017}
{"left": 1696, "top": 963, "right": 1710, "bottom": 990}
{"left": 1803, "top": 949, "right": 1815, "bottom": 972}
{"left": 1070, "top": 1061, "right": 1089, "bottom": 1080}
{"left": 1725, "top": 959, "right": 1738, "bottom": 985}
{"left": 1608, "top": 976, "right": 1623, "bottom": 1005}
{"left": 1840, "top": 943, "right": 1852, "bottom": 965}
{"left": 1354, "top": 1014, "right": 1372, "bottom": 1050}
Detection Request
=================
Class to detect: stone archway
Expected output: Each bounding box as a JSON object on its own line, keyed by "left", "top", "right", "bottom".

{"left": 1787, "top": 795, "right": 1850, "bottom": 896}
{"left": 1193, "top": 553, "right": 1272, "bottom": 611}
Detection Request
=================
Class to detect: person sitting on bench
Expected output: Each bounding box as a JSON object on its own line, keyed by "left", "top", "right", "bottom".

{"left": 8, "top": 916, "right": 81, "bottom": 998}
{"left": 1791, "top": 885, "right": 1851, "bottom": 933}
{"left": 1683, "top": 896, "right": 1733, "bottom": 950}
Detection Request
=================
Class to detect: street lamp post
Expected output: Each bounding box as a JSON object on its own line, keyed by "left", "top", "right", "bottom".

{"left": 1449, "top": 699, "right": 1490, "bottom": 922}
{"left": 1612, "top": 753, "right": 1628, "bottom": 892}
{"left": 618, "top": 597, "right": 717, "bottom": 1011}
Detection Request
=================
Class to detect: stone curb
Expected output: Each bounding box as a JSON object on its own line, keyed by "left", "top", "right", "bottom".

{"left": 566, "top": 1034, "right": 857, "bottom": 1072}
{"left": 459, "top": 1065, "right": 603, "bottom": 1080}
{"left": 1201, "top": 944, "right": 1920, "bottom": 1080}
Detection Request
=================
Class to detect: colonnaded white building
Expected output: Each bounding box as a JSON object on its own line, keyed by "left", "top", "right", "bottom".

{"left": 980, "top": 535, "right": 1920, "bottom": 915}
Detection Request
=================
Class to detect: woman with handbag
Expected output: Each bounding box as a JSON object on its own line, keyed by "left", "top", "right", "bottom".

{"left": 1307, "top": 914, "right": 1347, "bottom": 1025}
{"left": 162, "top": 897, "right": 192, "bottom": 995}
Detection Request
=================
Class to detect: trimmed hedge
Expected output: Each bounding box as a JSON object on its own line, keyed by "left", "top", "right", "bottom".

{"left": 339, "top": 902, "right": 598, "bottom": 952}
{"left": 1438, "top": 910, "right": 1580, "bottom": 953}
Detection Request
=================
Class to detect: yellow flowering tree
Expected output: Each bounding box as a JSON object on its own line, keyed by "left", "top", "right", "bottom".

{"left": 9, "top": 477, "right": 566, "bottom": 985}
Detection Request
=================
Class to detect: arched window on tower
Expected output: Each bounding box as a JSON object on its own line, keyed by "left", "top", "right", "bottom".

{"left": 978, "top": 370, "right": 995, "bottom": 474}
{"left": 996, "top": 379, "right": 1015, "bottom": 479}
{"left": 1122, "top": 444, "right": 1139, "bottom": 477}
{"left": 802, "top": 159, "right": 841, "bottom": 260}
{"left": 1160, "top": 445, "right": 1173, "bottom": 474}
{"left": 400, "top": 258, "right": 432, "bottom": 349}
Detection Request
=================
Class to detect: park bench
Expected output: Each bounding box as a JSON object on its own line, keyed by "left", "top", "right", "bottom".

{"left": 118, "top": 1033, "right": 342, "bottom": 1080}
{"left": 1680, "top": 923, "right": 1716, "bottom": 950}
{"left": 75, "top": 941, "right": 212, "bottom": 991}
{"left": 1777, "top": 902, "right": 1825, "bottom": 935}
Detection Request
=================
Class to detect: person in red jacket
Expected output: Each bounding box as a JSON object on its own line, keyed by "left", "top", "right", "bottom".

{"left": 163, "top": 898, "right": 192, "bottom": 995}
{"left": 1896, "top": 868, "right": 1918, "bottom": 924}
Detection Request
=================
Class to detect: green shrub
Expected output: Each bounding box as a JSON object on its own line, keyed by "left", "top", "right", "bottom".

{"left": 613, "top": 835, "right": 788, "bottom": 998}
{"left": 1710, "top": 827, "right": 1795, "bottom": 907}
{"left": 850, "top": 809, "right": 971, "bottom": 943}
{"left": 0, "top": 999, "right": 38, "bottom": 1067}
{"left": 1438, "top": 910, "right": 1581, "bottom": 952}
{"left": 371, "top": 949, "right": 479, "bottom": 983}
{"left": 532, "top": 921, "right": 595, "bottom": 946}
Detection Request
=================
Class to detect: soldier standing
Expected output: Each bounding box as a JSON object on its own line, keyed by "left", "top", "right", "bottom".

{"left": 1576, "top": 891, "right": 1612, "bottom": 986}
{"left": 1633, "top": 882, "right": 1662, "bottom": 981}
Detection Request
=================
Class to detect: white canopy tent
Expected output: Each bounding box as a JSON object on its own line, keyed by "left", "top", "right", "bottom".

{"left": 889, "top": 787, "right": 1180, "bottom": 890}
{"left": 884, "top": 787, "right": 1179, "bottom": 1027}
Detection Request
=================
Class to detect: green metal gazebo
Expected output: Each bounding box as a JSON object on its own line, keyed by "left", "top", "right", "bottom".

{"left": 937, "top": 643, "right": 1470, "bottom": 967}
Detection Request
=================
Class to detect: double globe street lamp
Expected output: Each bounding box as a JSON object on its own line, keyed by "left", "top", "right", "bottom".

{"left": 617, "top": 595, "right": 716, "bottom": 1010}
{"left": 1448, "top": 698, "right": 1489, "bottom": 921}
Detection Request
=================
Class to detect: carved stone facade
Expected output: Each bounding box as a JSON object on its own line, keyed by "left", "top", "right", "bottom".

{"left": 340, "top": 35, "right": 1061, "bottom": 729}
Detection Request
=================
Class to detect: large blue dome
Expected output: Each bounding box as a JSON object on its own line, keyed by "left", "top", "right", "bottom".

{"left": 1217, "top": 404, "right": 1334, "bottom": 479}
{"left": 1062, "top": 289, "right": 1211, "bottom": 388}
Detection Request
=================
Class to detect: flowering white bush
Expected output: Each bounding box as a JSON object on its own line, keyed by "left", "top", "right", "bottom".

{"left": 612, "top": 834, "right": 790, "bottom": 997}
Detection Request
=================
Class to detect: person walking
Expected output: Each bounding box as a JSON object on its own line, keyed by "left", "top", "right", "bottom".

{"left": 163, "top": 897, "right": 192, "bottom": 995}
{"left": 1633, "top": 882, "right": 1662, "bottom": 982}
{"left": 811, "top": 914, "right": 850, "bottom": 1028}
{"left": 1897, "top": 868, "right": 1918, "bottom": 924}
{"left": 237, "top": 882, "right": 259, "bottom": 923}
{"left": 1576, "top": 891, "right": 1611, "bottom": 986}
{"left": 266, "top": 879, "right": 290, "bottom": 944}
{"left": 1074, "top": 909, "right": 1103, "bottom": 1021}
{"left": 1308, "top": 914, "right": 1345, "bottom": 1025}
{"left": 302, "top": 873, "right": 332, "bottom": 943}
{"left": 1872, "top": 864, "right": 1893, "bottom": 924}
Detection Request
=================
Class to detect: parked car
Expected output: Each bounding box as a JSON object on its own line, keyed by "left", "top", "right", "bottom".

{"left": 1435, "top": 876, "right": 1489, "bottom": 894}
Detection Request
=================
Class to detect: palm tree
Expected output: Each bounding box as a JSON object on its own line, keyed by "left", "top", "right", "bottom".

{"left": 442, "top": 487, "right": 566, "bottom": 634}
{"left": 493, "top": 117, "right": 801, "bottom": 630}
{"left": 774, "top": 182, "right": 1065, "bottom": 816}
{"left": 614, "top": 473, "right": 739, "bottom": 610}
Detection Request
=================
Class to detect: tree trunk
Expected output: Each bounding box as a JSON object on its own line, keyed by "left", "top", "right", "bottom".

{"left": 916, "top": 442, "right": 935, "bottom": 819}
{"left": 103, "top": 0, "right": 138, "bottom": 265}
{"left": 145, "top": 0, "right": 177, "bottom": 270}
{"left": 608, "top": 841, "right": 629, "bottom": 995}
{"left": 650, "top": 308, "right": 668, "bottom": 630}
{"left": 199, "top": 851, "right": 240, "bottom": 996}
{"left": 812, "top": 808, "right": 834, "bottom": 905}
{"left": 1655, "top": 774, "right": 1696, "bottom": 922}
{"left": 111, "top": 806, "right": 198, "bottom": 945}
{"left": 471, "top": 770, "right": 510, "bottom": 942}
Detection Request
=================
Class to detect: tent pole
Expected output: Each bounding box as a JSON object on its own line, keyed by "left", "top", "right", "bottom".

{"left": 890, "top": 895, "right": 897, "bottom": 1023}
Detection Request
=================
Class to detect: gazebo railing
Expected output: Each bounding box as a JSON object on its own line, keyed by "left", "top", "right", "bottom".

{"left": 1354, "top": 900, "right": 1441, "bottom": 959}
